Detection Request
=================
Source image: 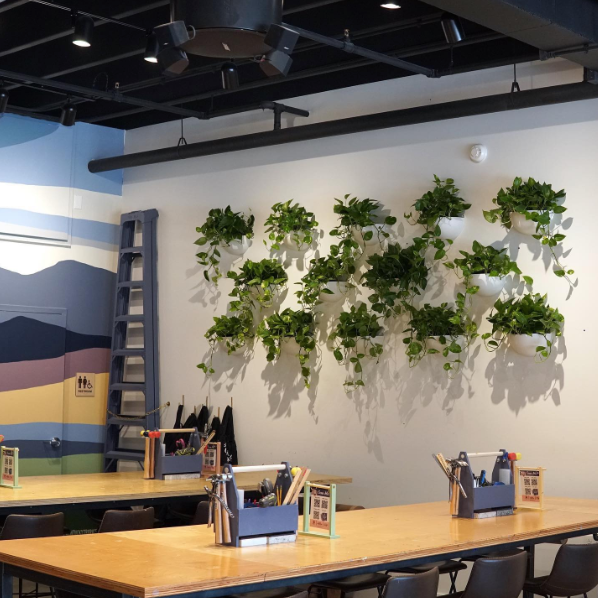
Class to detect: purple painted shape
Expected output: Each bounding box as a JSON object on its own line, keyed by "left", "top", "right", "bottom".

{"left": 0, "top": 348, "right": 110, "bottom": 392}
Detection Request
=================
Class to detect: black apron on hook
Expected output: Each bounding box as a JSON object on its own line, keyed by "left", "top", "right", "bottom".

{"left": 217, "top": 405, "right": 238, "bottom": 465}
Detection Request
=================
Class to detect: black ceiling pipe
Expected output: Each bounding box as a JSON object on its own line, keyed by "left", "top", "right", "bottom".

{"left": 88, "top": 81, "right": 598, "bottom": 174}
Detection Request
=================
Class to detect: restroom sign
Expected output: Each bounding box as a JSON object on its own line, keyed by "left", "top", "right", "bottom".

{"left": 75, "top": 373, "right": 95, "bottom": 397}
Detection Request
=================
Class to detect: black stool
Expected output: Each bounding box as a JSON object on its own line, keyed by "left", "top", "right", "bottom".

{"left": 523, "top": 542, "right": 598, "bottom": 598}
{"left": 388, "top": 561, "right": 467, "bottom": 594}
{"left": 383, "top": 568, "right": 439, "bottom": 598}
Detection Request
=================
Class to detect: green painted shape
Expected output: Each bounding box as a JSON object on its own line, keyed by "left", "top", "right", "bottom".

{"left": 19, "top": 454, "right": 103, "bottom": 477}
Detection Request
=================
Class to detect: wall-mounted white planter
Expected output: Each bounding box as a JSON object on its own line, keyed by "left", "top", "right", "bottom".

{"left": 220, "top": 339, "right": 246, "bottom": 358}
{"left": 221, "top": 236, "right": 251, "bottom": 256}
{"left": 437, "top": 217, "right": 465, "bottom": 241}
{"left": 282, "top": 231, "right": 311, "bottom": 251}
{"left": 470, "top": 274, "right": 505, "bottom": 297}
{"left": 320, "top": 281, "right": 349, "bottom": 303}
{"left": 509, "top": 333, "right": 555, "bottom": 357}
{"left": 510, "top": 211, "right": 540, "bottom": 236}
{"left": 280, "top": 337, "right": 300, "bottom": 356}
{"left": 361, "top": 224, "right": 387, "bottom": 246}
{"left": 355, "top": 335, "right": 384, "bottom": 354}
{"left": 427, "top": 335, "right": 465, "bottom": 353}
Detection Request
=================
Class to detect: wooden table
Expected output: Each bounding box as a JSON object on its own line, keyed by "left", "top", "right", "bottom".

{"left": 0, "top": 471, "right": 352, "bottom": 515}
{"left": 1, "top": 498, "right": 598, "bottom": 598}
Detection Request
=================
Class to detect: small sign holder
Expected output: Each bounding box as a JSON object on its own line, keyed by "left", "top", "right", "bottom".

{"left": 515, "top": 466, "right": 545, "bottom": 509}
{"left": 300, "top": 482, "right": 339, "bottom": 539}
{"left": 203, "top": 441, "right": 221, "bottom": 474}
{"left": 1, "top": 447, "right": 21, "bottom": 489}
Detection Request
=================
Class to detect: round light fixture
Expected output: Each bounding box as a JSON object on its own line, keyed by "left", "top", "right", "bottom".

{"left": 60, "top": 103, "right": 77, "bottom": 127}
{"left": 381, "top": 2, "right": 401, "bottom": 8}
{"left": 221, "top": 62, "right": 239, "bottom": 90}
{"left": 73, "top": 14, "right": 94, "bottom": 48}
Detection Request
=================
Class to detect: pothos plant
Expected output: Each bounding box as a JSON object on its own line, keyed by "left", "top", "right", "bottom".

{"left": 482, "top": 293, "right": 564, "bottom": 361}
{"left": 403, "top": 303, "right": 467, "bottom": 374}
{"left": 195, "top": 206, "right": 255, "bottom": 284}
{"left": 330, "top": 194, "right": 397, "bottom": 267}
{"left": 405, "top": 175, "right": 471, "bottom": 260}
{"left": 197, "top": 312, "right": 253, "bottom": 376}
{"left": 263, "top": 200, "right": 318, "bottom": 251}
{"left": 295, "top": 255, "right": 353, "bottom": 310}
{"left": 330, "top": 303, "right": 384, "bottom": 390}
{"left": 361, "top": 239, "right": 429, "bottom": 318}
{"left": 483, "top": 177, "right": 573, "bottom": 281}
{"left": 227, "top": 259, "right": 288, "bottom": 311}
{"left": 257, "top": 308, "right": 316, "bottom": 387}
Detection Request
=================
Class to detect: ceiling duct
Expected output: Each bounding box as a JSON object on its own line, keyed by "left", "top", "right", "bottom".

{"left": 171, "top": 0, "right": 283, "bottom": 58}
{"left": 419, "top": 0, "right": 598, "bottom": 70}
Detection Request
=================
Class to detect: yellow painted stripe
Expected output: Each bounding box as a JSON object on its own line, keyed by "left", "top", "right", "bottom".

{"left": 0, "top": 374, "right": 108, "bottom": 426}
{"left": 64, "top": 373, "right": 108, "bottom": 425}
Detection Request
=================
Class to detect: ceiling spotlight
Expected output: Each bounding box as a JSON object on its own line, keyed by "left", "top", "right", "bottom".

{"left": 0, "top": 88, "right": 8, "bottom": 114}
{"left": 441, "top": 13, "right": 463, "bottom": 45}
{"left": 72, "top": 14, "right": 94, "bottom": 48}
{"left": 154, "top": 21, "right": 191, "bottom": 76}
{"left": 144, "top": 33, "right": 159, "bottom": 64}
{"left": 60, "top": 103, "right": 77, "bottom": 127}
{"left": 381, "top": 3, "right": 401, "bottom": 8}
{"left": 157, "top": 46, "right": 189, "bottom": 77}
{"left": 221, "top": 62, "right": 239, "bottom": 90}
{"left": 260, "top": 49, "right": 293, "bottom": 77}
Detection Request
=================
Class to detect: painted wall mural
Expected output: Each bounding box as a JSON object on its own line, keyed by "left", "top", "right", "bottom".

{"left": 0, "top": 114, "right": 124, "bottom": 476}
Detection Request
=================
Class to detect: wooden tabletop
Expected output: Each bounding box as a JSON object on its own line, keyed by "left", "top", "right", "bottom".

{"left": 0, "top": 471, "right": 352, "bottom": 510}
{"left": 1, "top": 498, "right": 598, "bottom": 598}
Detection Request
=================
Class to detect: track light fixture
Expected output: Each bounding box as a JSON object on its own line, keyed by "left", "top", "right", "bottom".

{"left": 441, "top": 14, "right": 463, "bottom": 45}
{"left": 0, "top": 87, "right": 8, "bottom": 114}
{"left": 72, "top": 14, "right": 94, "bottom": 48}
{"left": 221, "top": 63, "right": 239, "bottom": 90}
{"left": 144, "top": 33, "right": 159, "bottom": 64}
{"left": 154, "top": 21, "right": 191, "bottom": 76}
{"left": 60, "top": 102, "right": 77, "bottom": 126}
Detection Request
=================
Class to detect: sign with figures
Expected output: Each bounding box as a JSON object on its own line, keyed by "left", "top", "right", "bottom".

{"left": 515, "top": 466, "right": 544, "bottom": 510}
{"left": 1, "top": 447, "right": 20, "bottom": 489}
{"left": 75, "top": 373, "right": 95, "bottom": 397}
{"left": 300, "top": 482, "right": 339, "bottom": 539}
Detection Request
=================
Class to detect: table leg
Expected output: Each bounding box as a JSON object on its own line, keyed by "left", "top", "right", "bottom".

{"left": 1, "top": 564, "right": 13, "bottom": 598}
{"left": 523, "top": 544, "right": 535, "bottom": 598}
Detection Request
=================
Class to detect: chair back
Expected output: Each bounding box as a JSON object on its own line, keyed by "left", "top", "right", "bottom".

{"left": 98, "top": 507, "right": 154, "bottom": 533}
{"left": 0, "top": 513, "right": 64, "bottom": 540}
{"left": 461, "top": 551, "right": 527, "bottom": 598}
{"left": 541, "top": 542, "right": 598, "bottom": 597}
{"left": 382, "top": 567, "right": 439, "bottom": 598}
{"left": 192, "top": 501, "right": 211, "bottom": 525}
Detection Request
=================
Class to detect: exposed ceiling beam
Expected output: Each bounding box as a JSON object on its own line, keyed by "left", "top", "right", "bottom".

{"left": 0, "top": 0, "right": 31, "bottom": 14}
{"left": 84, "top": 32, "right": 506, "bottom": 124}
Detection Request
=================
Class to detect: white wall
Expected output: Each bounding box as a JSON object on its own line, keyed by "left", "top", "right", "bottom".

{"left": 122, "top": 58, "right": 596, "bottom": 528}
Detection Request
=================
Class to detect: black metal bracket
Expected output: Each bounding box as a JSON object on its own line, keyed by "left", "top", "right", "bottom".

{"left": 260, "top": 101, "right": 310, "bottom": 130}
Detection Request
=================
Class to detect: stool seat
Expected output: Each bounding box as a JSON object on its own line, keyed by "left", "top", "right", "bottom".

{"left": 312, "top": 573, "right": 390, "bottom": 592}
{"left": 522, "top": 576, "right": 549, "bottom": 594}
{"left": 231, "top": 588, "right": 303, "bottom": 598}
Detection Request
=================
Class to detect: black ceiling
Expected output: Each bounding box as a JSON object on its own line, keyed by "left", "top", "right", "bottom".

{"left": 0, "top": 0, "right": 540, "bottom": 129}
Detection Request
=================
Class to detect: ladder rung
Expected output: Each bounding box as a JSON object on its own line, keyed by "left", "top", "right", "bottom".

{"left": 112, "top": 349, "right": 145, "bottom": 357}
{"left": 109, "top": 382, "right": 145, "bottom": 392}
{"left": 105, "top": 450, "right": 145, "bottom": 462}
{"left": 117, "top": 281, "right": 144, "bottom": 289}
{"left": 115, "top": 314, "right": 144, "bottom": 323}
{"left": 120, "top": 247, "right": 143, "bottom": 254}
{"left": 107, "top": 417, "right": 146, "bottom": 426}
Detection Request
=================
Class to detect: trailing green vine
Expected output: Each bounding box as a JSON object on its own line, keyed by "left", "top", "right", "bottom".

{"left": 264, "top": 200, "right": 318, "bottom": 251}
{"left": 295, "top": 255, "right": 353, "bottom": 310}
{"left": 330, "top": 303, "right": 384, "bottom": 390}
{"left": 257, "top": 308, "right": 316, "bottom": 387}
{"left": 197, "top": 312, "right": 253, "bottom": 376}
{"left": 195, "top": 206, "right": 254, "bottom": 284}
{"left": 403, "top": 303, "right": 467, "bottom": 374}
{"left": 227, "top": 259, "right": 287, "bottom": 312}
{"left": 483, "top": 177, "right": 573, "bottom": 282}
{"left": 482, "top": 293, "right": 564, "bottom": 361}
{"left": 361, "top": 239, "right": 429, "bottom": 318}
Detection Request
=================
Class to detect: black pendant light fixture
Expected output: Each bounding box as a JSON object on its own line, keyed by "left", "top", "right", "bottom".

{"left": 73, "top": 14, "right": 94, "bottom": 48}
{"left": 0, "top": 87, "right": 8, "bottom": 114}
{"left": 441, "top": 14, "right": 463, "bottom": 45}
{"left": 60, "top": 102, "right": 77, "bottom": 126}
{"left": 221, "top": 62, "right": 239, "bottom": 90}
{"left": 144, "top": 32, "right": 159, "bottom": 64}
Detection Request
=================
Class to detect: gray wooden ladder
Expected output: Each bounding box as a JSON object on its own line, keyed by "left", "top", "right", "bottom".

{"left": 104, "top": 209, "right": 160, "bottom": 472}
